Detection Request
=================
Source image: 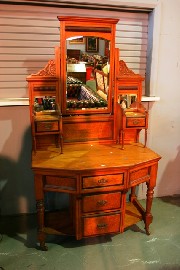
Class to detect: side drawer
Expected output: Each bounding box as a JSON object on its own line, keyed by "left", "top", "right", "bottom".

{"left": 129, "top": 167, "right": 150, "bottom": 186}
{"left": 82, "top": 192, "right": 121, "bottom": 213}
{"left": 82, "top": 174, "right": 124, "bottom": 189}
{"left": 83, "top": 213, "right": 120, "bottom": 237}
{"left": 126, "top": 117, "right": 145, "bottom": 127}
{"left": 36, "top": 121, "right": 59, "bottom": 132}
{"left": 44, "top": 175, "right": 77, "bottom": 191}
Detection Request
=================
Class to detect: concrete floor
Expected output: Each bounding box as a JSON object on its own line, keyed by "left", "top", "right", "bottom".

{"left": 0, "top": 196, "right": 180, "bottom": 270}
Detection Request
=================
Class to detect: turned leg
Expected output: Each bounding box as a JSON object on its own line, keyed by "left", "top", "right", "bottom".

{"left": 56, "top": 133, "right": 63, "bottom": 154}
{"left": 36, "top": 199, "right": 48, "bottom": 251}
{"left": 121, "top": 129, "right": 125, "bottom": 149}
{"left": 33, "top": 135, "right": 37, "bottom": 154}
{"left": 144, "top": 128, "right": 147, "bottom": 147}
{"left": 136, "top": 130, "right": 141, "bottom": 143}
{"left": 144, "top": 183, "right": 154, "bottom": 235}
{"left": 34, "top": 174, "right": 47, "bottom": 251}
{"left": 144, "top": 163, "right": 158, "bottom": 235}
{"left": 60, "top": 134, "right": 63, "bottom": 154}
{"left": 129, "top": 186, "right": 136, "bottom": 202}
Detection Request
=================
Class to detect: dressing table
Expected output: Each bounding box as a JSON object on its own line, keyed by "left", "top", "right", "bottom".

{"left": 27, "top": 16, "right": 161, "bottom": 250}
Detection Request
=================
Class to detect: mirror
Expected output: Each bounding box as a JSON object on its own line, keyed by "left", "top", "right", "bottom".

{"left": 66, "top": 36, "right": 110, "bottom": 112}
{"left": 118, "top": 94, "right": 137, "bottom": 109}
{"left": 58, "top": 16, "right": 119, "bottom": 116}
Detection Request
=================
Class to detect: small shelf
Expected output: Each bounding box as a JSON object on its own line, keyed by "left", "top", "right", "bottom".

{"left": 124, "top": 202, "right": 143, "bottom": 229}
{"left": 44, "top": 209, "right": 75, "bottom": 236}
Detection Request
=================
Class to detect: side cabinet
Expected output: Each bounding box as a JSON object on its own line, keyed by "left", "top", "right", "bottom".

{"left": 114, "top": 59, "right": 145, "bottom": 145}
{"left": 26, "top": 59, "right": 63, "bottom": 153}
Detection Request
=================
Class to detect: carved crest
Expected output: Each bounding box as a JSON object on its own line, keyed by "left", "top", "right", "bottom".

{"left": 118, "top": 60, "right": 143, "bottom": 80}
{"left": 32, "top": 59, "right": 56, "bottom": 76}
{"left": 119, "top": 60, "right": 135, "bottom": 76}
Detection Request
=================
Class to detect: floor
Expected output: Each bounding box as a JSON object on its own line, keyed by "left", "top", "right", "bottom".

{"left": 0, "top": 196, "right": 180, "bottom": 270}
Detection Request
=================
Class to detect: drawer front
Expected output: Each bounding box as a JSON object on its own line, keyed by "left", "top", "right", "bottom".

{"left": 36, "top": 121, "right": 59, "bottom": 132}
{"left": 83, "top": 192, "right": 121, "bottom": 213}
{"left": 83, "top": 213, "right": 120, "bottom": 237}
{"left": 45, "top": 176, "right": 76, "bottom": 191}
{"left": 130, "top": 167, "right": 149, "bottom": 186}
{"left": 82, "top": 174, "right": 124, "bottom": 189}
{"left": 126, "top": 117, "right": 145, "bottom": 127}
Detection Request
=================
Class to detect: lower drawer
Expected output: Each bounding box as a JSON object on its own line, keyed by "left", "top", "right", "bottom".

{"left": 83, "top": 213, "right": 121, "bottom": 237}
{"left": 126, "top": 117, "right": 145, "bottom": 127}
{"left": 82, "top": 192, "right": 121, "bottom": 213}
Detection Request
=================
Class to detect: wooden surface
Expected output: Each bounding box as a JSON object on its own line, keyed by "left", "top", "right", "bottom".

{"left": 32, "top": 143, "right": 161, "bottom": 250}
{"left": 32, "top": 143, "right": 160, "bottom": 171}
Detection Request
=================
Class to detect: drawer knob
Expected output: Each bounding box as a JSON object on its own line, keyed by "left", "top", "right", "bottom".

{"left": 97, "top": 223, "right": 108, "bottom": 229}
{"left": 98, "top": 178, "right": 108, "bottom": 184}
{"left": 97, "top": 200, "right": 108, "bottom": 206}
{"left": 133, "top": 120, "right": 140, "bottom": 125}
{"left": 44, "top": 123, "right": 52, "bottom": 130}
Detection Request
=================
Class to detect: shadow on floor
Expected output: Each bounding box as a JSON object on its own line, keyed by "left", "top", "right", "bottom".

{"left": 0, "top": 213, "right": 38, "bottom": 249}
{"left": 0, "top": 196, "right": 180, "bottom": 251}
{"left": 159, "top": 195, "right": 180, "bottom": 207}
{"left": 0, "top": 214, "right": 147, "bottom": 251}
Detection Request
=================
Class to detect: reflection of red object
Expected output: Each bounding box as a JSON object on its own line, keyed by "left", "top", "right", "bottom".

{"left": 86, "top": 66, "right": 93, "bottom": 81}
{"left": 37, "top": 98, "right": 43, "bottom": 104}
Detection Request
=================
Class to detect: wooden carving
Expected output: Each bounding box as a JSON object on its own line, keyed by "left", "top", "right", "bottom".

{"left": 119, "top": 60, "right": 142, "bottom": 79}
{"left": 32, "top": 59, "right": 56, "bottom": 76}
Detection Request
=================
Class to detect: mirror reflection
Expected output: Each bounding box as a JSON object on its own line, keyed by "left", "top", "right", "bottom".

{"left": 66, "top": 36, "right": 110, "bottom": 110}
{"left": 118, "top": 94, "right": 137, "bottom": 109}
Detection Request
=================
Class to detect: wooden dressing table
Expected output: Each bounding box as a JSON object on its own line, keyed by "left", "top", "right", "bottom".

{"left": 32, "top": 143, "right": 160, "bottom": 251}
{"left": 27, "top": 16, "right": 161, "bottom": 250}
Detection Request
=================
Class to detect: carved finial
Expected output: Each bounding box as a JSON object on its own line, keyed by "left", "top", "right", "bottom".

{"left": 32, "top": 59, "right": 56, "bottom": 76}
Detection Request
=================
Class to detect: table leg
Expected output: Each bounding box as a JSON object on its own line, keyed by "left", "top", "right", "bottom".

{"left": 34, "top": 174, "right": 47, "bottom": 251}
{"left": 36, "top": 199, "right": 48, "bottom": 251}
{"left": 121, "top": 129, "right": 125, "bottom": 149}
{"left": 144, "top": 128, "right": 147, "bottom": 147}
{"left": 144, "top": 163, "right": 158, "bottom": 235}
{"left": 129, "top": 186, "right": 136, "bottom": 202}
{"left": 144, "top": 183, "right": 154, "bottom": 235}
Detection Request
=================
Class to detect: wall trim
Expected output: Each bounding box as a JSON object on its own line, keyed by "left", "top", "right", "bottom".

{"left": 0, "top": 96, "right": 160, "bottom": 107}
{"left": 0, "top": 1, "right": 157, "bottom": 12}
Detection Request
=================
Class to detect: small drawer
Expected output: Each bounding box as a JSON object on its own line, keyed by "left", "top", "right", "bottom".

{"left": 126, "top": 117, "right": 145, "bottom": 127}
{"left": 36, "top": 121, "right": 59, "bottom": 132}
{"left": 130, "top": 167, "right": 149, "bottom": 186}
{"left": 83, "top": 213, "right": 120, "bottom": 237}
{"left": 82, "top": 192, "right": 121, "bottom": 213}
{"left": 45, "top": 176, "right": 77, "bottom": 191}
{"left": 82, "top": 174, "right": 124, "bottom": 189}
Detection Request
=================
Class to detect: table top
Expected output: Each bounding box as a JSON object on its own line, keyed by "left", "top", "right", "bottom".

{"left": 32, "top": 143, "right": 161, "bottom": 172}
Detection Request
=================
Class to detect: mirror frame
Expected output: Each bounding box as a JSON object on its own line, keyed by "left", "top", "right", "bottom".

{"left": 58, "top": 16, "right": 119, "bottom": 115}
